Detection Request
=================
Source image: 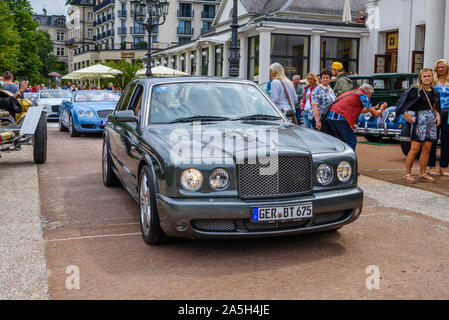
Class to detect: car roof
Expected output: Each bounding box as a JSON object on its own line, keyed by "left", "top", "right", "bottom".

{"left": 135, "top": 76, "right": 257, "bottom": 86}
{"left": 349, "top": 73, "right": 419, "bottom": 79}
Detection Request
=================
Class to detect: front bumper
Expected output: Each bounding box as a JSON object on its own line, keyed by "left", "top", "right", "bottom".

{"left": 74, "top": 119, "right": 107, "bottom": 132}
{"left": 156, "top": 187, "right": 364, "bottom": 239}
{"left": 354, "top": 126, "right": 401, "bottom": 137}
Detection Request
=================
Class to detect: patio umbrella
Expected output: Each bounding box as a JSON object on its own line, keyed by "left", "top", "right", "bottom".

{"left": 72, "top": 64, "right": 121, "bottom": 87}
{"left": 343, "top": 0, "right": 352, "bottom": 22}
{"left": 136, "top": 66, "right": 189, "bottom": 77}
{"left": 49, "top": 72, "right": 61, "bottom": 77}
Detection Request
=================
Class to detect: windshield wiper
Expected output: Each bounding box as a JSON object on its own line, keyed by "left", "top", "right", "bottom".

{"left": 169, "top": 115, "right": 231, "bottom": 123}
{"left": 232, "top": 114, "right": 283, "bottom": 121}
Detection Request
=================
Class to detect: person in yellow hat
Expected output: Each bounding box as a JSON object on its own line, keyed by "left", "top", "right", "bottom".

{"left": 331, "top": 61, "right": 352, "bottom": 97}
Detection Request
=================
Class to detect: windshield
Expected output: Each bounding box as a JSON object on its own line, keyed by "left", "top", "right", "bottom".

{"left": 74, "top": 91, "right": 121, "bottom": 102}
{"left": 39, "top": 90, "right": 72, "bottom": 99}
{"left": 149, "top": 82, "right": 281, "bottom": 124}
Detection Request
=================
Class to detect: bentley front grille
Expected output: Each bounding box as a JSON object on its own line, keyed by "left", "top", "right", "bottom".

{"left": 238, "top": 155, "right": 313, "bottom": 199}
{"left": 97, "top": 110, "right": 113, "bottom": 119}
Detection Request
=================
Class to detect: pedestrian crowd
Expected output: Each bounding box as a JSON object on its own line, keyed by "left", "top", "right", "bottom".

{"left": 265, "top": 58, "right": 449, "bottom": 183}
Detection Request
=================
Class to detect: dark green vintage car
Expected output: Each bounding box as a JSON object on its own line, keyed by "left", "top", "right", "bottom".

{"left": 102, "top": 77, "right": 363, "bottom": 245}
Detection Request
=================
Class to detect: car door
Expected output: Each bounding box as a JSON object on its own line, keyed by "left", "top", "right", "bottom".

{"left": 118, "top": 83, "right": 145, "bottom": 193}
{"left": 108, "top": 83, "right": 137, "bottom": 183}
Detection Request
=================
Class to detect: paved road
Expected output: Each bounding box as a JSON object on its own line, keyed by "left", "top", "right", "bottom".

{"left": 33, "top": 127, "right": 449, "bottom": 299}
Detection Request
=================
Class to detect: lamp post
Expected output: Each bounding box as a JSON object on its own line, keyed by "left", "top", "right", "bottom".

{"left": 130, "top": 0, "right": 169, "bottom": 77}
{"left": 228, "top": 0, "right": 240, "bottom": 77}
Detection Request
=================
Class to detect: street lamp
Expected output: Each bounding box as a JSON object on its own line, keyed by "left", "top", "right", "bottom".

{"left": 228, "top": 0, "right": 240, "bottom": 77}
{"left": 130, "top": 0, "right": 169, "bottom": 77}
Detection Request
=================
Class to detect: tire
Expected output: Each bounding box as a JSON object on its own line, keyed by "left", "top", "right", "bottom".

{"left": 139, "top": 165, "right": 168, "bottom": 245}
{"left": 400, "top": 125, "right": 421, "bottom": 158}
{"left": 102, "top": 139, "right": 120, "bottom": 187}
{"left": 33, "top": 112, "right": 47, "bottom": 164}
{"left": 364, "top": 134, "right": 383, "bottom": 143}
{"left": 69, "top": 114, "right": 80, "bottom": 137}
{"left": 58, "top": 113, "right": 68, "bottom": 132}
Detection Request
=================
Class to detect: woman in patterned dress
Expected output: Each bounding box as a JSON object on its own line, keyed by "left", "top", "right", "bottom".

{"left": 396, "top": 68, "right": 442, "bottom": 183}
{"left": 311, "top": 69, "right": 336, "bottom": 133}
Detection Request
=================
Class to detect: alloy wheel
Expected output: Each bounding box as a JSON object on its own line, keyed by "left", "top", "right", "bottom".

{"left": 139, "top": 173, "right": 151, "bottom": 237}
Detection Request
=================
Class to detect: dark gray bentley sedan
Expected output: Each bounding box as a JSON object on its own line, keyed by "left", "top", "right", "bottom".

{"left": 102, "top": 77, "right": 363, "bottom": 245}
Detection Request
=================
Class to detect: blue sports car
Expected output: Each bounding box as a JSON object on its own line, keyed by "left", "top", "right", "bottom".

{"left": 58, "top": 90, "right": 121, "bottom": 137}
{"left": 355, "top": 106, "right": 406, "bottom": 142}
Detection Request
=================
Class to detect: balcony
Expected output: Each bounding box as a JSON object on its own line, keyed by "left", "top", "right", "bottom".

{"left": 177, "top": 27, "right": 194, "bottom": 35}
{"left": 94, "top": 0, "right": 113, "bottom": 13}
{"left": 117, "top": 27, "right": 127, "bottom": 35}
{"left": 118, "top": 10, "right": 127, "bottom": 18}
{"left": 130, "top": 27, "right": 145, "bottom": 35}
{"left": 131, "top": 10, "right": 146, "bottom": 18}
{"left": 177, "top": 10, "right": 194, "bottom": 18}
{"left": 132, "top": 43, "right": 147, "bottom": 50}
{"left": 201, "top": 27, "right": 214, "bottom": 35}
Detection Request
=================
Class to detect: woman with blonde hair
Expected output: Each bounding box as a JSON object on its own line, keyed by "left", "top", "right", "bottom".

{"left": 300, "top": 72, "right": 318, "bottom": 128}
{"left": 269, "top": 62, "right": 298, "bottom": 124}
{"left": 396, "top": 68, "right": 442, "bottom": 183}
{"left": 428, "top": 59, "right": 449, "bottom": 176}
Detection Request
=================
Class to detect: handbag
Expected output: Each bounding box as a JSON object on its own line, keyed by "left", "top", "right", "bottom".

{"left": 279, "top": 80, "right": 299, "bottom": 125}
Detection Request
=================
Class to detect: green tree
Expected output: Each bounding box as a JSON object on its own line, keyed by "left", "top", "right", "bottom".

{"left": 104, "top": 60, "right": 143, "bottom": 88}
{"left": 3, "top": 0, "right": 33, "bottom": 15}
{"left": 0, "top": 1, "right": 20, "bottom": 73}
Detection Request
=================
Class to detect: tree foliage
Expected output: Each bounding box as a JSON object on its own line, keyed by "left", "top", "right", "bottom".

{"left": 0, "top": 1, "right": 20, "bottom": 73}
{"left": 104, "top": 60, "right": 144, "bottom": 88}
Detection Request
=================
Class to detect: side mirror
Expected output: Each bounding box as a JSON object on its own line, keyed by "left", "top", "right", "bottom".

{"left": 115, "top": 110, "right": 138, "bottom": 123}
{"left": 283, "top": 109, "right": 295, "bottom": 118}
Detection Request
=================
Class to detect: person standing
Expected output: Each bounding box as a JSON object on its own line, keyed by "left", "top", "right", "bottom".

{"left": 2, "top": 71, "right": 20, "bottom": 95}
{"left": 395, "top": 68, "right": 441, "bottom": 183}
{"left": 269, "top": 63, "right": 298, "bottom": 124}
{"left": 331, "top": 62, "right": 352, "bottom": 97}
{"left": 429, "top": 59, "right": 449, "bottom": 176}
{"left": 327, "top": 84, "right": 388, "bottom": 150}
{"left": 300, "top": 73, "right": 318, "bottom": 128}
{"left": 311, "top": 69, "right": 336, "bottom": 132}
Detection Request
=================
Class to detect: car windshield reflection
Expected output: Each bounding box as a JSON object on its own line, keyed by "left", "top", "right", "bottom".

{"left": 149, "top": 82, "right": 282, "bottom": 124}
{"left": 74, "top": 90, "right": 121, "bottom": 102}
{"left": 40, "top": 90, "right": 72, "bottom": 99}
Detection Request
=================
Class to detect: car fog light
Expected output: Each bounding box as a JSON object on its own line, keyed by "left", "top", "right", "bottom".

{"left": 316, "top": 164, "right": 333, "bottom": 185}
{"left": 175, "top": 220, "right": 187, "bottom": 231}
{"left": 337, "top": 161, "right": 352, "bottom": 182}
{"left": 180, "top": 169, "right": 203, "bottom": 191}
{"left": 78, "top": 110, "right": 85, "bottom": 117}
{"left": 86, "top": 110, "right": 94, "bottom": 118}
{"left": 209, "top": 168, "right": 230, "bottom": 191}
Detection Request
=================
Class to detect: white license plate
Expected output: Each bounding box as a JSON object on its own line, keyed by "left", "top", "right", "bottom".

{"left": 251, "top": 203, "right": 313, "bottom": 222}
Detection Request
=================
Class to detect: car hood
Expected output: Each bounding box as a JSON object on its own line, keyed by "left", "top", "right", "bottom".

{"left": 147, "top": 121, "right": 347, "bottom": 161}
{"left": 37, "top": 98, "right": 65, "bottom": 105}
{"left": 73, "top": 102, "right": 117, "bottom": 110}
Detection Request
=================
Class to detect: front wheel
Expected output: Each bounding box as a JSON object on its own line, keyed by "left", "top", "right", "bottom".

{"left": 364, "top": 134, "right": 383, "bottom": 143}
{"left": 33, "top": 112, "right": 47, "bottom": 164}
{"left": 58, "top": 113, "right": 68, "bottom": 132}
{"left": 102, "top": 139, "right": 120, "bottom": 187}
{"left": 139, "top": 165, "right": 168, "bottom": 245}
{"left": 69, "top": 114, "right": 80, "bottom": 137}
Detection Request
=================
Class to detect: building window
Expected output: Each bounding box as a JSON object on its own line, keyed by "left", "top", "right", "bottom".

{"left": 202, "top": 21, "right": 212, "bottom": 34}
{"left": 178, "top": 37, "right": 191, "bottom": 45}
{"left": 215, "top": 45, "right": 223, "bottom": 77}
{"left": 202, "top": 5, "right": 216, "bottom": 19}
{"left": 88, "top": 29, "right": 93, "bottom": 39}
{"left": 178, "top": 20, "right": 192, "bottom": 35}
{"left": 321, "top": 37, "right": 359, "bottom": 74}
{"left": 248, "top": 36, "right": 259, "bottom": 81}
{"left": 271, "top": 34, "right": 310, "bottom": 79}
{"left": 178, "top": 3, "right": 192, "bottom": 18}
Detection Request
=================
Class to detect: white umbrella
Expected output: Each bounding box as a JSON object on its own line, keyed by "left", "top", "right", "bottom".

{"left": 136, "top": 66, "right": 189, "bottom": 77}
{"left": 343, "top": 0, "right": 352, "bottom": 22}
{"left": 72, "top": 64, "right": 121, "bottom": 87}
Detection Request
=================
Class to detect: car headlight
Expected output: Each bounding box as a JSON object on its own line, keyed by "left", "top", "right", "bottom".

{"left": 388, "top": 112, "right": 396, "bottom": 122}
{"left": 337, "top": 161, "right": 352, "bottom": 183}
{"left": 180, "top": 169, "right": 203, "bottom": 191}
{"left": 364, "top": 113, "right": 371, "bottom": 121}
{"left": 78, "top": 110, "right": 85, "bottom": 117}
{"left": 209, "top": 168, "right": 230, "bottom": 191}
{"left": 86, "top": 110, "right": 94, "bottom": 118}
{"left": 316, "top": 164, "right": 333, "bottom": 185}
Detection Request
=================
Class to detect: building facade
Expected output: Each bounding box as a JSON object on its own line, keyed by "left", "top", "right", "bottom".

{"left": 33, "top": 11, "right": 69, "bottom": 66}
{"left": 67, "top": 0, "right": 221, "bottom": 69}
{"left": 365, "top": 0, "right": 449, "bottom": 74}
{"left": 152, "top": 0, "right": 370, "bottom": 84}
{"left": 67, "top": 0, "right": 95, "bottom": 73}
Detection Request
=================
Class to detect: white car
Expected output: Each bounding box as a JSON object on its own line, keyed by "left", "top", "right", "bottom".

{"left": 37, "top": 90, "right": 73, "bottom": 120}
